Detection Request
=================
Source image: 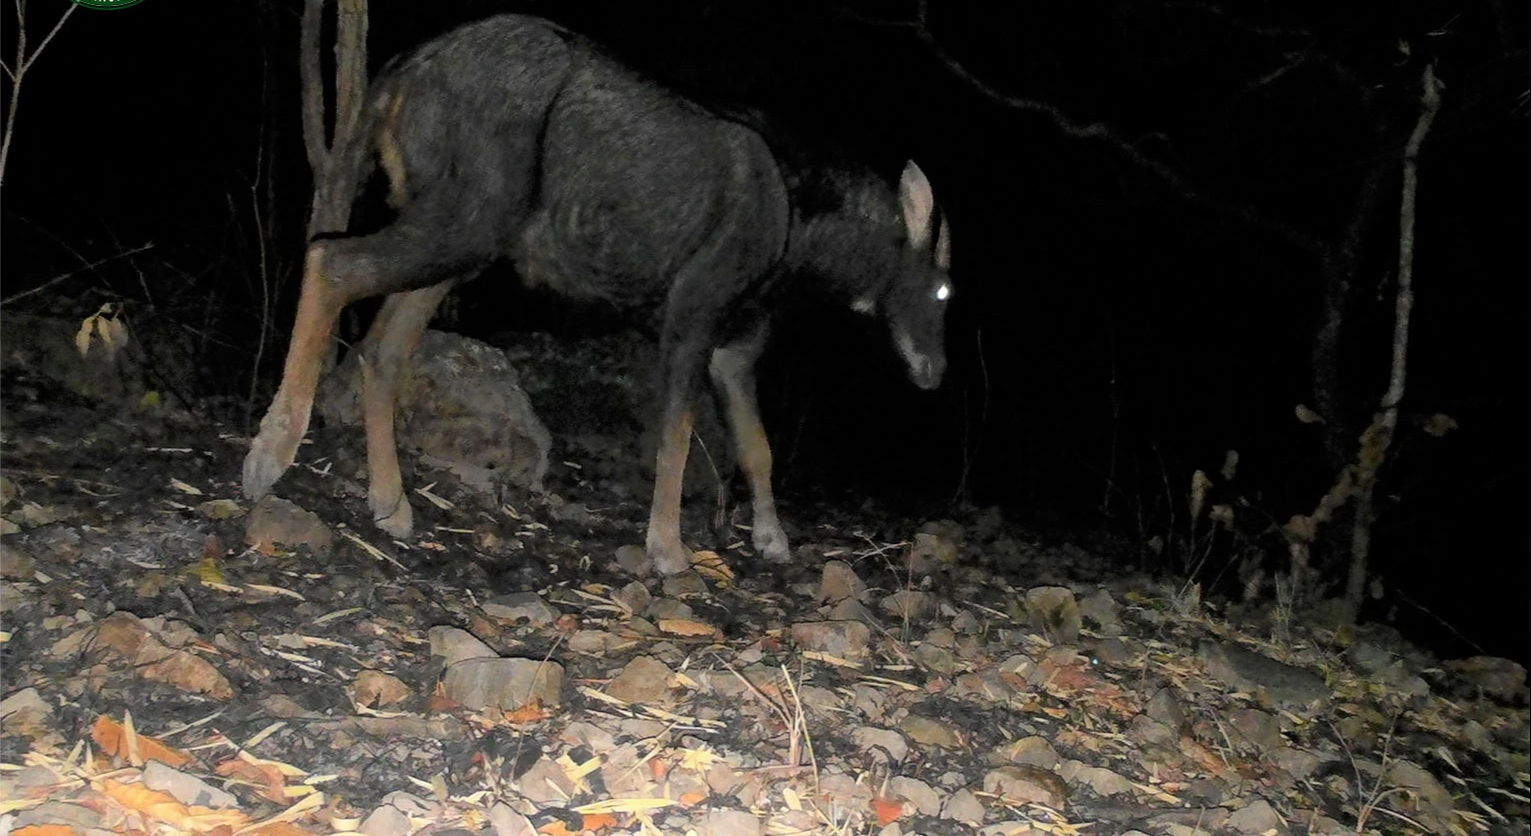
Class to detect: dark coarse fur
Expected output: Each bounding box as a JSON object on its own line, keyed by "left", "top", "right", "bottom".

{"left": 246, "top": 12, "right": 950, "bottom": 570}
{"left": 352, "top": 15, "right": 917, "bottom": 337}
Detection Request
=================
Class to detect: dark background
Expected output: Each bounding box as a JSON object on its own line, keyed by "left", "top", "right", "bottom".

{"left": 2, "top": 1, "right": 1526, "bottom": 661}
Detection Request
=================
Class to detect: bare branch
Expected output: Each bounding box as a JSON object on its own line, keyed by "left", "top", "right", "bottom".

{"left": 298, "top": 0, "right": 327, "bottom": 177}
{"left": 903, "top": 2, "right": 1333, "bottom": 264}
{"left": 0, "top": 242, "right": 156, "bottom": 306}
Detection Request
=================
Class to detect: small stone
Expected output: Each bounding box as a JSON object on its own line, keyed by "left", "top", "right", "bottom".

{"left": 881, "top": 589, "right": 931, "bottom": 621}
{"left": 605, "top": 655, "right": 673, "bottom": 704}
{"left": 982, "top": 765, "right": 1067, "bottom": 807}
{"left": 789, "top": 620, "right": 871, "bottom": 660}
{"left": 482, "top": 592, "right": 559, "bottom": 625}
{"left": 614, "top": 581, "right": 651, "bottom": 616}
{"left": 143, "top": 760, "right": 239, "bottom": 808}
{"left": 992, "top": 736, "right": 1060, "bottom": 769}
{"left": 817, "top": 560, "right": 866, "bottom": 603}
{"left": 1078, "top": 588, "right": 1122, "bottom": 635}
{"left": 1024, "top": 586, "right": 1080, "bottom": 645}
{"left": 245, "top": 496, "right": 334, "bottom": 555}
{"left": 615, "top": 544, "right": 649, "bottom": 576}
{"left": 1229, "top": 707, "right": 1284, "bottom": 753}
{"left": 898, "top": 715, "right": 962, "bottom": 750}
{"left": 442, "top": 657, "right": 563, "bottom": 710}
{"left": 852, "top": 727, "right": 909, "bottom": 763}
{"left": 1227, "top": 797, "right": 1282, "bottom": 834}
{"left": 428, "top": 626, "right": 497, "bottom": 666}
{"left": 889, "top": 776, "right": 941, "bottom": 816}
{"left": 661, "top": 571, "right": 708, "bottom": 598}
{"left": 354, "top": 670, "right": 412, "bottom": 708}
{"left": 941, "top": 787, "right": 984, "bottom": 824}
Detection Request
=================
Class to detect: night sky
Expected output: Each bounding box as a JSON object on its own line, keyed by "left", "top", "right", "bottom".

{"left": 3, "top": 1, "right": 1526, "bottom": 661}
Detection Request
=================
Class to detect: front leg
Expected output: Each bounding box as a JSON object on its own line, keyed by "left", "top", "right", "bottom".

{"left": 244, "top": 244, "right": 345, "bottom": 500}
{"left": 709, "top": 324, "right": 791, "bottom": 563}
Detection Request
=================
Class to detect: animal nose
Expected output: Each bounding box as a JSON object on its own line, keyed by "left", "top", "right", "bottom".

{"left": 911, "top": 355, "right": 945, "bottom": 390}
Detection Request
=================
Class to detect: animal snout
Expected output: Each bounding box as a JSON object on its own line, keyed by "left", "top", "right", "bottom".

{"left": 893, "top": 327, "right": 946, "bottom": 390}
{"left": 909, "top": 354, "right": 945, "bottom": 390}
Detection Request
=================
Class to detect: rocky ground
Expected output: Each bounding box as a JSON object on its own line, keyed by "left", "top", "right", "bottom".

{"left": 1, "top": 313, "right": 1527, "bottom": 836}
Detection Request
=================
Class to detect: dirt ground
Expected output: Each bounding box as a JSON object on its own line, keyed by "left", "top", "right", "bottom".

{"left": 1, "top": 317, "right": 1526, "bottom": 836}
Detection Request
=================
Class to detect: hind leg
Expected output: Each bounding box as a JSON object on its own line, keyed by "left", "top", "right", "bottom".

{"left": 243, "top": 223, "right": 487, "bottom": 503}
{"left": 359, "top": 280, "right": 457, "bottom": 538}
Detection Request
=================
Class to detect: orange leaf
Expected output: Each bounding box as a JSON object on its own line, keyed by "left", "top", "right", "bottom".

{"left": 13, "top": 826, "right": 83, "bottom": 836}
{"left": 215, "top": 758, "right": 287, "bottom": 805}
{"left": 871, "top": 796, "right": 904, "bottom": 826}
{"left": 101, "top": 779, "right": 248, "bottom": 831}
{"left": 677, "top": 790, "right": 707, "bottom": 808}
{"left": 242, "top": 823, "right": 313, "bottom": 836}
{"left": 535, "top": 821, "right": 575, "bottom": 836}
{"left": 502, "top": 699, "right": 551, "bottom": 724}
{"left": 91, "top": 716, "right": 191, "bottom": 768}
{"left": 581, "top": 813, "right": 618, "bottom": 831}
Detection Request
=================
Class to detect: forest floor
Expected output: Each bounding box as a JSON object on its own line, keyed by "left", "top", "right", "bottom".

{"left": 1, "top": 314, "right": 1526, "bottom": 836}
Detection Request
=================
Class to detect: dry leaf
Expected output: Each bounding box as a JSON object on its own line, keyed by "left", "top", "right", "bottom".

{"left": 92, "top": 715, "right": 191, "bottom": 768}
{"left": 13, "top": 826, "right": 81, "bottom": 836}
{"left": 689, "top": 550, "right": 734, "bottom": 584}
{"left": 656, "top": 619, "right": 721, "bottom": 640}
{"left": 215, "top": 757, "right": 288, "bottom": 805}
{"left": 242, "top": 824, "right": 312, "bottom": 836}
{"left": 871, "top": 796, "right": 905, "bottom": 826}
{"left": 503, "top": 700, "right": 552, "bottom": 724}
{"left": 101, "top": 779, "right": 248, "bottom": 830}
{"left": 169, "top": 478, "right": 205, "bottom": 497}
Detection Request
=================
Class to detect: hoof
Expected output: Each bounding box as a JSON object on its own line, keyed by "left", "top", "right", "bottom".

{"left": 647, "top": 536, "right": 694, "bottom": 576}
{"left": 754, "top": 522, "right": 792, "bottom": 564}
{"left": 243, "top": 441, "right": 287, "bottom": 500}
{"left": 372, "top": 495, "right": 414, "bottom": 539}
{"left": 243, "top": 414, "right": 302, "bottom": 500}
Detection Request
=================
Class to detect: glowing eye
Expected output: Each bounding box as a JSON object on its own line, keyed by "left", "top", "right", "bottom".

{"left": 935, "top": 283, "right": 951, "bottom": 302}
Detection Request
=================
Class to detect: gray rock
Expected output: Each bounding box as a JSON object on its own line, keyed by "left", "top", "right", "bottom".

{"left": 1226, "top": 797, "right": 1282, "bottom": 834}
{"left": 1024, "top": 586, "right": 1081, "bottom": 645}
{"left": 940, "top": 787, "right": 984, "bottom": 824}
{"left": 789, "top": 620, "right": 871, "bottom": 660}
{"left": 482, "top": 592, "right": 559, "bottom": 625}
{"left": 889, "top": 776, "right": 941, "bottom": 816}
{"left": 428, "top": 626, "right": 497, "bottom": 666}
{"left": 245, "top": 496, "right": 334, "bottom": 555}
{"left": 318, "top": 330, "right": 550, "bottom": 497}
{"left": 852, "top": 726, "right": 909, "bottom": 763}
{"left": 442, "top": 657, "right": 563, "bottom": 709}
{"left": 817, "top": 560, "right": 867, "bottom": 603}
{"left": 604, "top": 655, "right": 673, "bottom": 704}
{"left": 1199, "top": 641, "right": 1329, "bottom": 711}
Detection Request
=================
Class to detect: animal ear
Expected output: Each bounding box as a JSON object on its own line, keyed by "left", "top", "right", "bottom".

{"left": 935, "top": 215, "right": 951, "bottom": 271}
{"left": 899, "top": 161, "right": 935, "bottom": 250}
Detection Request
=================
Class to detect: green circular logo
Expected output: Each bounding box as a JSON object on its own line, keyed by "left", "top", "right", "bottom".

{"left": 69, "top": 0, "right": 149, "bottom": 8}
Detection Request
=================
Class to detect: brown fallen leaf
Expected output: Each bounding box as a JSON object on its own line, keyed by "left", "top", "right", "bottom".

{"left": 503, "top": 699, "right": 552, "bottom": 725}
{"left": 12, "top": 826, "right": 82, "bottom": 836}
{"left": 92, "top": 715, "right": 191, "bottom": 768}
{"left": 871, "top": 796, "right": 905, "bottom": 826}
{"left": 241, "top": 822, "right": 312, "bottom": 836}
{"left": 214, "top": 757, "right": 288, "bottom": 805}
{"left": 689, "top": 550, "right": 734, "bottom": 585}
{"left": 656, "top": 619, "right": 722, "bottom": 640}
{"left": 100, "top": 779, "right": 249, "bottom": 831}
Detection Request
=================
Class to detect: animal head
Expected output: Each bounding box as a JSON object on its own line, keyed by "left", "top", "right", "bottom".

{"left": 854, "top": 161, "right": 952, "bottom": 391}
